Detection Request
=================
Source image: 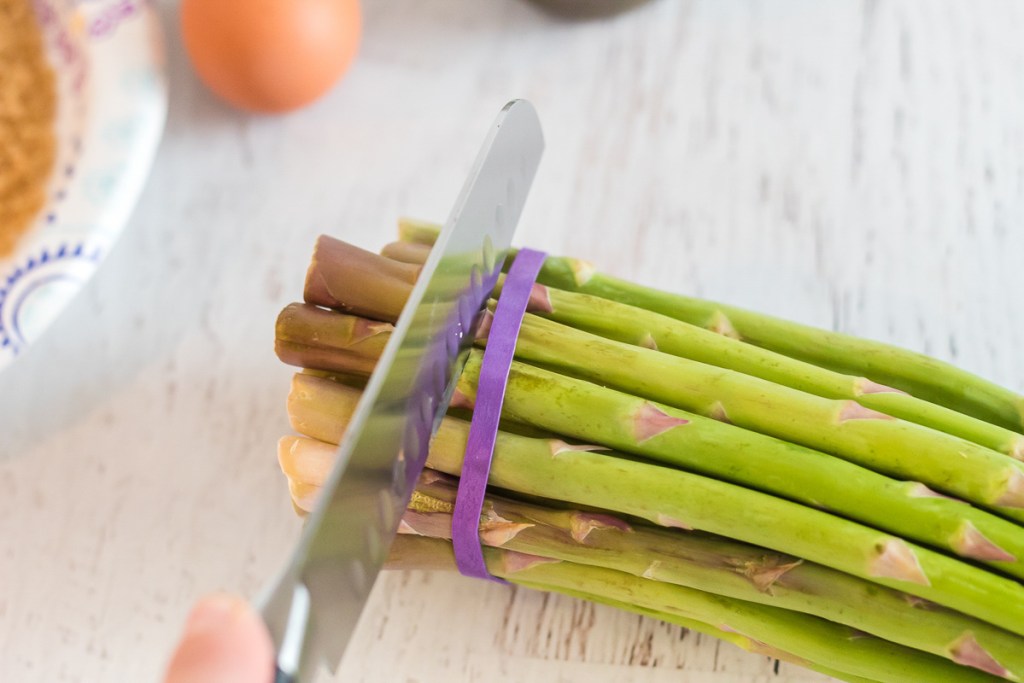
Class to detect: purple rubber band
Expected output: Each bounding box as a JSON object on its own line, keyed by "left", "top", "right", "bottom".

{"left": 452, "top": 248, "right": 547, "bottom": 582}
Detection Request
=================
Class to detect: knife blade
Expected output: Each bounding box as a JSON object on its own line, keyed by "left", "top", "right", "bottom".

{"left": 258, "top": 100, "right": 544, "bottom": 683}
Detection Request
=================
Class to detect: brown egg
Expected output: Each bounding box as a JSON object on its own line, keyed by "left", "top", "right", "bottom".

{"left": 181, "top": 0, "right": 361, "bottom": 113}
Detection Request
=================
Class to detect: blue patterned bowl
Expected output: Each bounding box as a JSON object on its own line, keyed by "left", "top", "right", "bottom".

{"left": 0, "top": 0, "right": 167, "bottom": 369}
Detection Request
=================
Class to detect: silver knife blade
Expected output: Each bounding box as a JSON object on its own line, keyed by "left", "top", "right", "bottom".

{"left": 258, "top": 100, "right": 544, "bottom": 682}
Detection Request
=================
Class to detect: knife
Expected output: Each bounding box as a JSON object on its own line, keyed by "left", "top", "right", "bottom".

{"left": 257, "top": 100, "right": 545, "bottom": 683}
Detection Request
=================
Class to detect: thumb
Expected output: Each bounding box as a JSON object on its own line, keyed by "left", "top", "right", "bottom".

{"left": 163, "top": 594, "right": 275, "bottom": 683}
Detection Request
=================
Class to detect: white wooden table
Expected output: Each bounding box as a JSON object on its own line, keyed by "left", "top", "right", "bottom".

{"left": 3, "top": 1, "right": 1024, "bottom": 681}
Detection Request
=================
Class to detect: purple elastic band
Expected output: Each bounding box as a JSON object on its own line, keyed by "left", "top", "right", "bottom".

{"left": 452, "top": 248, "right": 547, "bottom": 582}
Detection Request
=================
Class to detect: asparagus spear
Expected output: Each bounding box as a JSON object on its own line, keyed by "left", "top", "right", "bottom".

{"left": 275, "top": 303, "right": 392, "bottom": 376}
{"left": 299, "top": 237, "right": 1024, "bottom": 520}
{"left": 384, "top": 535, "right": 883, "bottom": 683}
{"left": 280, "top": 442, "right": 1024, "bottom": 679}
{"left": 285, "top": 372, "right": 1024, "bottom": 638}
{"left": 387, "top": 535, "right": 1002, "bottom": 683}
{"left": 300, "top": 237, "right": 1024, "bottom": 520}
{"left": 527, "top": 286, "right": 1024, "bottom": 460}
{"left": 277, "top": 303, "right": 1024, "bottom": 579}
{"left": 383, "top": 237, "right": 1024, "bottom": 461}
{"left": 497, "top": 313, "right": 1024, "bottom": 520}
{"left": 396, "top": 218, "right": 1024, "bottom": 433}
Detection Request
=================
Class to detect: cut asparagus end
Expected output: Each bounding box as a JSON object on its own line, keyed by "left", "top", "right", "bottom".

{"left": 305, "top": 235, "right": 416, "bottom": 321}
{"left": 381, "top": 240, "right": 431, "bottom": 264}
{"left": 275, "top": 303, "right": 392, "bottom": 374}
{"left": 277, "top": 435, "right": 335, "bottom": 485}
{"left": 286, "top": 373, "right": 359, "bottom": 445}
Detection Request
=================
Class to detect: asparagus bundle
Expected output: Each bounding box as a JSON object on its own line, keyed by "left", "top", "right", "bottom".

{"left": 395, "top": 218, "right": 1024, "bottom": 433}
{"left": 274, "top": 227, "right": 1024, "bottom": 682}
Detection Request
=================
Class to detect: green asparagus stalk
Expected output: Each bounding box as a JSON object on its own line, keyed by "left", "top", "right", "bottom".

{"left": 302, "top": 238, "right": 1024, "bottom": 520}
{"left": 277, "top": 303, "right": 1024, "bottom": 580}
{"left": 278, "top": 231, "right": 1024, "bottom": 683}
{"left": 498, "top": 314, "right": 1024, "bottom": 520}
{"left": 285, "top": 372, "right": 1024, "bottom": 638}
{"left": 382, "top": 237, "right": 1024, "bottom": 461}
{"left": 396, "top": 218, "right": 1024, "bottom": 433}
{"left": 387, "top": 535, "right": 1002, "bottom": 682}
{"left": 321, "top": 239, "right": 1024, "bottom": 520}
{"left": 528, "top": 286, "right": 1024, "bottom": 460}
{"left": 280, "top": 440, "right": 1024, "bottom": 679}
{"left": 384, "top": 536, "right": 883, "bottom": 683}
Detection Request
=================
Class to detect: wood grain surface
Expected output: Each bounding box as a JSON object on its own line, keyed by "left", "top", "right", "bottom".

{"left": 3, "top": 0, "right": 1024, "bottom": 681}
